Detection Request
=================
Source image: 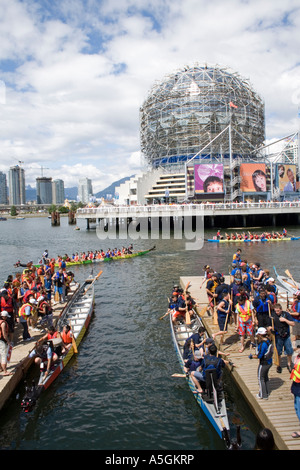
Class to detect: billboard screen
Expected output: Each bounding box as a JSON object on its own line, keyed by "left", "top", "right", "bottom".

{"left": 240, "top": 163, "right": 267, "bottom": 192}
{"left": 194, "top": 164, "right": 224, "bottom": 193}
{"left": 276, "top": 164, "right": 297, "bottom": 192}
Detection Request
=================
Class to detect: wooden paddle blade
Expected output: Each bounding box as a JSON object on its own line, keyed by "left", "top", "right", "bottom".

{"left": 54, "top": 290, "right": 60, "bottom": 302}
{"left": 159, "top": 311, "right": 170, "bottom": 320}
{"left": 198, "top": 303, "right": 209, "bottom": 317}
{"left": 72, "top": 337, "right": 78, "bottom": 354}
{"left": 172, "top": 373, "right": 186, "bottom": 378}
{"left": 271, "top": 335, "right": 280, "bottom": 366}
{"left": 185, "top": 310, "right": 191, "bottom": 325}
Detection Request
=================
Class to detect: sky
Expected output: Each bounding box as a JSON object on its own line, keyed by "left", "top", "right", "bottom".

{"left": 0, "top": 0, "right": 300, "bottom": 192}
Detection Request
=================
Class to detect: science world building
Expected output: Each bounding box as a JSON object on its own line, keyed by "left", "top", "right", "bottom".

{"left": 116, "top": 63, "right": 299, "bottom": 204}
{"left": 140, "top": 63, "right": 265, "bottom": 168}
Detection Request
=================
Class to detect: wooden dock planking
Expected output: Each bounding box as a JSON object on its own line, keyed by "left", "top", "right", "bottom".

{"left": 180, "top": 275, "right": 300, "bottom": 450}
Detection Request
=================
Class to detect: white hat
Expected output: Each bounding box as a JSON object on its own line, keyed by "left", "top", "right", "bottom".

{"left": 1, "top": 310, "right": 10, "bottom": 317}
{"left": 267, "top": 277, "right": 275, "bottom": 282}
{"left": 38, "top": 296, "right": 44, "bottom": 301}
{"left": 29, "top": 298, "right": 37, "bottom": 304}
{"left": 256, "top": 327, "right": 267, "bottom": 335}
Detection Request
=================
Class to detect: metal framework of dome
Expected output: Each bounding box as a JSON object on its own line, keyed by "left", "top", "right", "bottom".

{"left": 139, "top": 63, "right": 265, "bottom": 169}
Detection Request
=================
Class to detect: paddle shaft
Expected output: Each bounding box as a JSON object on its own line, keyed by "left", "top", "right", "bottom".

{"left": 84, "top": 270, "right": 103, "bottom": 294}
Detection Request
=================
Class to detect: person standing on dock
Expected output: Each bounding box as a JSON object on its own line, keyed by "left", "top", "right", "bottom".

{"left": 0, "top": 311, "right": 13, "bottom": 376}
{"left": 269, "top": 304, "right": 295, "bottom": 373}
{"left": 235, "top": 294, "right": 256, "bottom": 353}
{"left": 252, "top": 327, "right": 273, "bottom": 400}
{"left": 206, "top": 273, "right": 219, "bottom": 316}
{"left": 290, "top": 342, "right": 300, "bottom": 438}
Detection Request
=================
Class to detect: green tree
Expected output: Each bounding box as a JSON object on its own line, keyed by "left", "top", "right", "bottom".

{"left": 10, "top": 205, "right": 17, "bottom": 216}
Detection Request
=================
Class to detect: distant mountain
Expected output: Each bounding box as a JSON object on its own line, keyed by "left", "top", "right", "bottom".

{"left": 94, "top": 175, "right": 134, "bottom": 199}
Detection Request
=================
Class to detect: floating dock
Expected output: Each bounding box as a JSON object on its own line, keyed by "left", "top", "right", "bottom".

{"left": 179, "top": 275, "right": 300, "bottom": 450}
{"left": 0, "top": 282, "right": 79, "bottom": 412}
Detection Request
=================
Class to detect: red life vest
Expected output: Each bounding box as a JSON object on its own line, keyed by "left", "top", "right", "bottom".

{"left": 1, "top": 296, "right": 13, "bottom": 312}
{"left": 47, "top": 331, "right": 59, "bottom": 340}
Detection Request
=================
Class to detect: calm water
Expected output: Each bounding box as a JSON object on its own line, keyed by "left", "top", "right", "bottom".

{"left": 0, "top": 216, "right": 299, "bottom": 450}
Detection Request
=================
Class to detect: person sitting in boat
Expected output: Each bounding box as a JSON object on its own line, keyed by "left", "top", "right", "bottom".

{"left": 283, "top": 228, "right": 287, "bottom": 237}
{"left": 216, "top": 229, "right": 222, "bottom": 240}
{"left": 171, "top": 291, "right": 195, "bottom": 324}
{"left": 184, "top": 350, "right": 205, "bottom": 394}
{"left": 29, "top": 339, "right": 59, "bottom": 379}
{"left": 60, "top": 325, "right": 73, "bottom": 354}
{"left": 190, "top": 344, "right": 226, "bottom": 397}
{"left": 183, "top": 327, "right": 206, "bottom": 360}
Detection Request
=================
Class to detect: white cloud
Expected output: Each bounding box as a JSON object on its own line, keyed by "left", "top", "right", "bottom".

{"left": 0, "top": 0, "right": 299, "bottom": 191}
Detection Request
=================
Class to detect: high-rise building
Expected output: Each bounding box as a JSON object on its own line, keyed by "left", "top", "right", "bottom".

{"left": 0, "top": 171, "right": 8, "bottom": 204}
{"left": 52, "top": 179, "right": 65, "bottom": 204}
{"left": 78, "top": 177, "right": 93, "bottom": 204}
{"left": 9, "top": 165, "right": 25, "bottom": 205}
{"left": 36, "top": 177, "right": 52, "bottom": 204}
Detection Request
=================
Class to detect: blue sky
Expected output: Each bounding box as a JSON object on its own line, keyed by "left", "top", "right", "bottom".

{"left": 0, "top": 0, "right": 299, "bottom": 191}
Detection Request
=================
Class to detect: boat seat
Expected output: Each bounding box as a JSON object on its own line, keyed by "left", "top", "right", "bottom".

{"left": 201, "top": 369, "right": 222, "bottom": 405}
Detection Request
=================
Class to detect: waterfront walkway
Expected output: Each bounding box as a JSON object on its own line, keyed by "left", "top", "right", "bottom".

{"left": 0, "top": 282, "right": 79, "bottom": 412}
{"left": 77, "top": 201, "right": 300, "bottom": 229}
{"left": 179, "top": 275, "right": 300, "bottom": 451}
{"left": 77, "top": 201, "right": 300, "bottom": 219}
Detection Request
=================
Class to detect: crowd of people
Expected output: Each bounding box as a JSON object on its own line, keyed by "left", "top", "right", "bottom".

{"left": 0, "top": 253, "right": 75, "bottom": 377}
{"left": 167, "top": 247, "right": 300, "bottom": 441}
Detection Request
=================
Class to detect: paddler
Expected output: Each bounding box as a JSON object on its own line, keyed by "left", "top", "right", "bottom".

{"left": 206, "top": 273, "right": 219, "bottom": 316}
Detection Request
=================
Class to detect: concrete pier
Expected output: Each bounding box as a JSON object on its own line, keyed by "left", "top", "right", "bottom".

{"left": 179, "top": 275, "right": 300, "bottom": 450}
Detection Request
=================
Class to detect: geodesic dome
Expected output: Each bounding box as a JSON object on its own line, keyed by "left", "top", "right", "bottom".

{"left": 140, "top": 63, "right": 265, "bottom": 168}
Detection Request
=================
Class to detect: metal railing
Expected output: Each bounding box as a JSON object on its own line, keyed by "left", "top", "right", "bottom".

{"left": 77, "top": 200, "right": 300, "bottom": 216}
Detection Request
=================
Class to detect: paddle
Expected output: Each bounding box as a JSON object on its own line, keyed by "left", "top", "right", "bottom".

{"left": 213, "top": 297, "right": 218, "bottom": 325}
{"left": 69, "top": 319, "right": 78, "bottom": 354}
{"left": 268, "top": 303, "right": 280, "bottom": 367}
{"left": 197, "top": 302, "right": 210, "bottom": 317}
{"left": 184, "top": 281, "right": 191, "bottom": 325}
{"left": 83, "top": 270, "right": 103, "bottom": 294}
{"left": 220, "top": 313, "right": 229, "bottom": 345}
{"left": 285, "top": 269, "right": 299, "bottom": 289}
{"left": 171, "top": 373, "right": 187, "bottom": 378}
{"left": 159, "top": 310, "right": 171, "bottom": 320}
